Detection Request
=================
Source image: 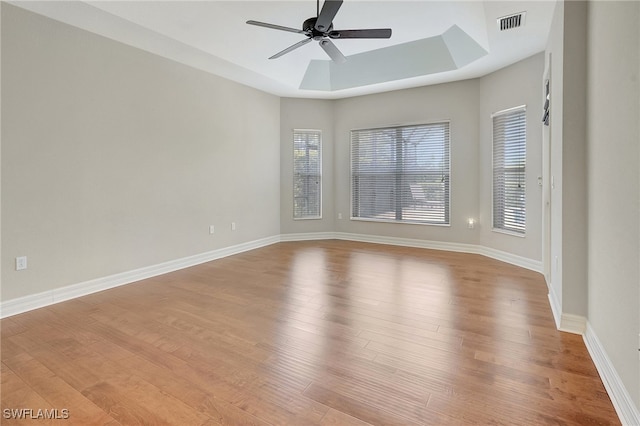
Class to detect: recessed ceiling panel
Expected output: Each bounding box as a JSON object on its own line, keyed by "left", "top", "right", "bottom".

{"left": 300, "top": 25, "right": 487, "bottom": 91}
{"left": 442, "top": 25, "right": 489, "bottom": 68}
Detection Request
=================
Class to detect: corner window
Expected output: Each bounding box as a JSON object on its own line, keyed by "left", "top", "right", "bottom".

{"left": 293, "top": 130, "right": 322, "bottom": 219}
{"left": 492, "top": 106, "right": 526, "bottom": 235}
{"left": 351, "top": 122, "right": 450, "bottom": 225}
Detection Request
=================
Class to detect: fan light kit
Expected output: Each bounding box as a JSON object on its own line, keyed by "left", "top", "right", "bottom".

{"left": 247, "top": 0, "right": 392, "bottom": 63}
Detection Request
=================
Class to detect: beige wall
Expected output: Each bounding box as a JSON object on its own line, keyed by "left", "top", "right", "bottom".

{"left": 280, "top": 98, "right": 335, "bottom": 234}
{"left": 560, "top": 0, "right": 588, "bottom": 317}
{"left": 542, "top": 0, "right": 640, "bottom": 414}
{"left": 478, "top": 53, "right": 544, "bottom": 260}
{"left": 2, "top": 3, "right": 545, "bottom": 307}
{"left": 0, "top": 3, "right": 3, "bottom": 304}
{"left": 544, "top": 0, "right": 590, "bottom": 319}
{"left": 1, "top": 5, "right": 281, "bottom": 301}
{"left": 545, "top": 0, "right": 565, "bottom": 313}
{"left": 332, "top": 80, "right": 481, "bottom": 244}
{"left": 281, "top": 54, "right": 545, "bottom": 263}
{"left": 587, "top": 0, "right": 640, "bottom": 406}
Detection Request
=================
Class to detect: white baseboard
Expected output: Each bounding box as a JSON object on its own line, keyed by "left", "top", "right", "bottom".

{"left": 584, "top": 323, "right": 640, "bottom": 426}
{"left": 559, "top": 313, "right": 586, "bottom": 335}
{"left": 332, "top": 232, "right": 543, "bottom": 273}
{"left": 280, "top": 232, "right": 336, "bottom": 242}
{"left": 474, "top": 245, "right": 543, "bottom": 273}
{"left": 333, "top": 231, "right": 475, "bottom": 253}
{"left": 1, "top": 232, "right": 543, "bottom": 318}
{"left": 281, "top": 231, "right": 543, "bottom": 273}
{"left": 547, "top": 287, "right": 563, "bottom": 330}
{"left": 0, "top": 235, "right": 280, "bottom": 318}
{"left": 545, "top": 275, "right": 587, "bottom": 335}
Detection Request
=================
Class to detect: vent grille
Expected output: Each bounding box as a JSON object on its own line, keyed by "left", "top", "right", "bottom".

{"left": 498, "top": 12, "right": 526, "bottom": 31}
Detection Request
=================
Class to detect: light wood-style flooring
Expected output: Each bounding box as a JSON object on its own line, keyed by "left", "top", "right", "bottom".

{"left": 1, "top": 240, "right": 620, "bottom": 425}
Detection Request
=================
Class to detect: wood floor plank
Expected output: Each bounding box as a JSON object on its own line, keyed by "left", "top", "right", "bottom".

{"left": 1, "top": 336, "right": 26, "bottom": 361}
{"left": 109, "top": 350, "right": 270, "bottom": 426}
{"left": 319, "top": 408, "right": 374, "bottom": 426}
{"left": 0, "top": 317, "right": 28, "bottom": 338}
{"left": 1, "top": 241, "right": 620, "bottom": 425}
{"left": 3, "top": 353, "right": 118, "bottom": 425}
{"left": 1, "top": 362, "right": 63, "bottom": 425}
{"left": 304, "top": 382, "right": 456, "bottom": 425}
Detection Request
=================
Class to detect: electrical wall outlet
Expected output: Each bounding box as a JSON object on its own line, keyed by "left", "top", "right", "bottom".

{"left": 231, "top": 222, "right": 236, "bottom": 231}
{"left": 209, "top": 225, "right": 215, "bottom": 235}
{"left": 338, "top": 213, "right": 343, "bottom": 220}
{"left": 16, "top": 256, "right": 27, "bottom": 271}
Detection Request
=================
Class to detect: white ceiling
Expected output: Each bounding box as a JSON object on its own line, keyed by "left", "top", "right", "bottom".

{"left": 12, "top": 1, "right": 557, "bottom": 99}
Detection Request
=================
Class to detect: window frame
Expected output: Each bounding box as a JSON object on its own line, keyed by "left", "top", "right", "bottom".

{"left": 349, "top": 120, "right": 451, "bottom": 226}
{"left": 293, "top": 129, "right": 322, "bottom": 220}
{"left": 491, "top": 105, "right": 527, "bottom": 237}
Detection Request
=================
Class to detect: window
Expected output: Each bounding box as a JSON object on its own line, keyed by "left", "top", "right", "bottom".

{"left": 293, "top": 130, "right": 321, "bottom": 219}
{"left": 492, "top": 106, "right": 526, "bottom": 235}
{"left": 351, "top": 122, "right": 450, "bottom": 225}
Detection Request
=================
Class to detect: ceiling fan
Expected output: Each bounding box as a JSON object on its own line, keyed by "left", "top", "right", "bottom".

{"left": 246, "top": 0, "right": 392, "bottom": 64}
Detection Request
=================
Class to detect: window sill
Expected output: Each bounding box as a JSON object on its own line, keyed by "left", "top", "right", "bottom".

{"left": 293, "top": 216, "right": 323, "bottom": 221}
{"left": 350, "top": 217, "right": 450, "bottom": 227}
{"left": 492, "top": 227, "right": 526, "bottom": 238}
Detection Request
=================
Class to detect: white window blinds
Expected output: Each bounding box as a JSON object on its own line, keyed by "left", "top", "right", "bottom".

{"left": 351, "top": 122, "right": 450, "bottom": 225}
{"left": 492, "top": 106, "right": 526, "bottom": 234}
{"left": 293, "top": 130, "right": 321, "bottom": 219}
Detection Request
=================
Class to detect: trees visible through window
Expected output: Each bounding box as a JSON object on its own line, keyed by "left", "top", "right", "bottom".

{"left": 293, "top": 130, "right": 321, "bottom": 219}
{"left": 492, "top": 106, "right": 526, "bottom": 234}
{"left": 351, "top": 122, "right": 450, "bottom": 225}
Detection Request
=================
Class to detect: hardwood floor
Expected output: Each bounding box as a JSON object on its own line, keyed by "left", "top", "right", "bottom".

{"left": 1, "top": 240, "right": 619, "bottom": 425}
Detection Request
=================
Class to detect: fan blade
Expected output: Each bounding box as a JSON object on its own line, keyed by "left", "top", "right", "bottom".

{"left": 329, "top": 28, "right": 392, "bottom": 39}
{"left": 246, "top": 20, "right": 307, "bottom": 35}
{"left": 269, "top": 38, "right": 312, "bottom": 59}
{"left": 315, "top": 0, "right": 343, "bottom": 32}
{"left": 319, "top": 39, "right": 347, "bottom": 63}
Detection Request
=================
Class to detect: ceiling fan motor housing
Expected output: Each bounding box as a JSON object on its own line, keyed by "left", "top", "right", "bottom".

{"left": 246, "top": 0, "right": 391, "bottom": 62}
{"left": 303, "top": 17, "right": 333, "bottom": 39}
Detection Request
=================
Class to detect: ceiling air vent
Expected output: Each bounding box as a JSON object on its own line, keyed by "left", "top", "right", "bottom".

{"left": 498, "top": 12, "right": 526, "bottom": 31}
